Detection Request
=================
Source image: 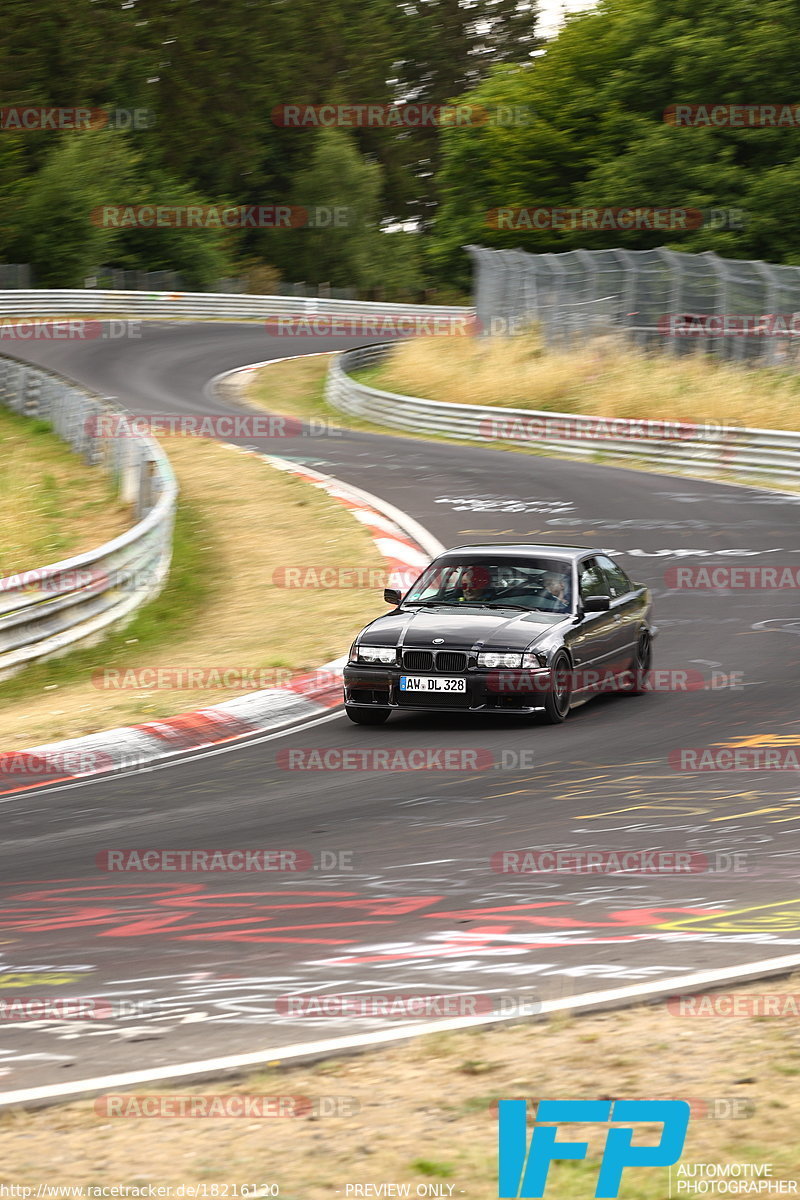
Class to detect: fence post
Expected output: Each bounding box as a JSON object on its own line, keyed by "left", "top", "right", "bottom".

{"left": 120, "top": 437, "right": 142, "bottom": 506}
{"left": 22, "top": 368, "right": 41, "bottom": 417}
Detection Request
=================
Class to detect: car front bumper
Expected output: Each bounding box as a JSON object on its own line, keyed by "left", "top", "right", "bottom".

{"left": 342, "top": 664, "right": 554, "bottom": 715}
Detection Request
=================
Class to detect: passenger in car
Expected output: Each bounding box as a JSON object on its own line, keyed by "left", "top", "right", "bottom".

{"left": 539, "top": 572, "right": 570, "bottom": 612}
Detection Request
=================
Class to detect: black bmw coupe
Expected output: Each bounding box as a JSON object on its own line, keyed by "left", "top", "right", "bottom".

{"left": 343, "top": 544, "right": 656, "bottom": 725}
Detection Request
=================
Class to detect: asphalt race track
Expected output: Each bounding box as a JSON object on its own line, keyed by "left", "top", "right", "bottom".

{"left": 1, "top": 322, "right": 799, "bottom": 1095}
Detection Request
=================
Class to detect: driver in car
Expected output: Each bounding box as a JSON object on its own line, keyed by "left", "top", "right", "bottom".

{"left": 539, "top": 571, "right": 570, "bottom": 613}
{"left": 459, "top": 565, "right": 495, "bottom": 603}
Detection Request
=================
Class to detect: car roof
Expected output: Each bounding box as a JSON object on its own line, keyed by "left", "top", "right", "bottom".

{"left": 435, "top": 543, "right": 604, "bottom": 561}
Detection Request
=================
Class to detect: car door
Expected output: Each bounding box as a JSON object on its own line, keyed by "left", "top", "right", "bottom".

{"left": 570, "top": 557, "right": 618, "bottom": 681}
{"left": 595, "top": 553, "right": 640, "bottom": 666}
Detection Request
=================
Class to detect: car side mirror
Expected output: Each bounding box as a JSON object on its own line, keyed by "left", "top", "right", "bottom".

{"left": 583, "top": 595, "right": 611, "bottom": 612}
{"left": 384, "top": 588, "right": 402, "bottom": 605}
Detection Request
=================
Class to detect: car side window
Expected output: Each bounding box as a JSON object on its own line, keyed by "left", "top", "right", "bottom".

{"left": 579, "top": 558, "right": 608, "bottom": 599}
{"left": 596, "top": 554, "right": 633, "bottom": 598}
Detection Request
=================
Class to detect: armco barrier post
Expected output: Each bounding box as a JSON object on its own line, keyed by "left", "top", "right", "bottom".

{"left": 22, "top": 368, "right": 41, "bottom": 417}
{"left": 120, "top": 438, "right": 141, "bottom": 506}
{"left": 83, "top": 399, "right": 102, "bottom": 465}
{"left": 138, "top": 452, "right": 159, "bottom": 518}
{"left": 7, "top": 363, "right": 23, "bottom": 414}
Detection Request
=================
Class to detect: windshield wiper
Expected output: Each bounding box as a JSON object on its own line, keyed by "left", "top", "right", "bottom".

{"left": 405, "top": 600, "right": 536, "bottom": 612}
{"left": 472, "top": 602, "right": 532, "bottom": 611}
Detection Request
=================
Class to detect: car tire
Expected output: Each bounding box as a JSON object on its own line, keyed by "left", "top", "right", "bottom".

{"left": 345, "top": 705, "right": 392, "bottom": 725}
{"left": 540, "top": 653, "right": 572, "bottom": 724}
{"left": 620, "top": 630, "right": 652, "bottom": 695}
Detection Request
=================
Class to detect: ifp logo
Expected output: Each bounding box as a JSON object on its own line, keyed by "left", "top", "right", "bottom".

{"left": 498, "top": 1099, "right": 690, "bottom": 1198}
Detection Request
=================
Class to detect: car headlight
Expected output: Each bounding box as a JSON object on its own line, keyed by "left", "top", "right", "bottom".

{"left": 522, "top": 651, "right": 548, "bottom": 668}
{"left": 478, "top": 652, "right": 523, "bottom": 669}
{"left": 357, "top": 646, "right": 397, "bottom": 665}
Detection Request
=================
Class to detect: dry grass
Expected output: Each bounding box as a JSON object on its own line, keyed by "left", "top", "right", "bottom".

{"left": 0, "top": 408, "right": 130, "bottom": 575}
{"left": 2, "top": 974, "right": 799, "bottom": 1195}
{"left": 0, "top": 435, "right": 385, "bottom": 747}
{"left": 240, "top": 344, "right": 800, "bottom": 496}
{"left": 243, "top": 353, "right": 385, "bottom": 436}
{"left": 365, "top": 331, "right": 800, "bottom": 431}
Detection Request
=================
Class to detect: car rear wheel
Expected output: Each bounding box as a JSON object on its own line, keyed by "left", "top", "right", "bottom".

{"left": 540, "top": 654, "right": 572, "bottom": 724}
{"left": 345, "top": 705, "right": 392, "bottom": 725}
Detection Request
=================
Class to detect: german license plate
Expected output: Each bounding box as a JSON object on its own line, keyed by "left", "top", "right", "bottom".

{"left": 399, "top": 676, "right": 466, "bottom": 693}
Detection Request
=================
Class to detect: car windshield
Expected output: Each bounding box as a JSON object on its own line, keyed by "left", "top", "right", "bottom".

{"left": 404, "top": 557, "right": 574, "bottom": 614}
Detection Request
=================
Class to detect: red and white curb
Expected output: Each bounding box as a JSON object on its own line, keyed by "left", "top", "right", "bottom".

{"left": 0, "top": 453, "right": 442, "bottom": 795}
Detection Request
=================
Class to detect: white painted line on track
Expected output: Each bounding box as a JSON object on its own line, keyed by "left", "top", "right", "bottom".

{"left": 3, "top": 951, "right": 800, "bottom": 1110}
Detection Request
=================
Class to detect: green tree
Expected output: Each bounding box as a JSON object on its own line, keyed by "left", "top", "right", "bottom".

{"left": 278, "top": 128, "right": 394, "bottom": 289}
{"left": 111, "top": 166, "right": 238, "bottom": 290}
{"left": 0, "top": 0, "right": 146, "bottom": 110}
{"left": 431, "top": 0, "right": 800, "bottom": 282}
{"left": 15, "top": 133, "right": 135, "bottom": 285}
{"left": 0, "top": 0, "right": 544, "bottom": 286}
{"left": 0, "top": 137, "right": 30, "bottom": 262}
{"left": 15, "top": 133, "right": 234, "bottom": 288}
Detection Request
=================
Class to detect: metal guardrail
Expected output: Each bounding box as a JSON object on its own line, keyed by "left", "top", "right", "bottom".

{"left": 0, "top": 351, "right": 177, "bottom": 680}
{"left": 0, "top": 290, "right": 469, "bottom": 322}
{"left": 326, "top": 343, "right": 800, "bottom": 484}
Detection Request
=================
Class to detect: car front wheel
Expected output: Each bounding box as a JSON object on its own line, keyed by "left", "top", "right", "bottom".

{"left": 345, "top": 705, "right": 392, "bottom": 725}
{"left": 620, "top": 630, "right": 652, "bottom": 695}
{"left": 540, "top": 653, "right": 572, "bottom": 724}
